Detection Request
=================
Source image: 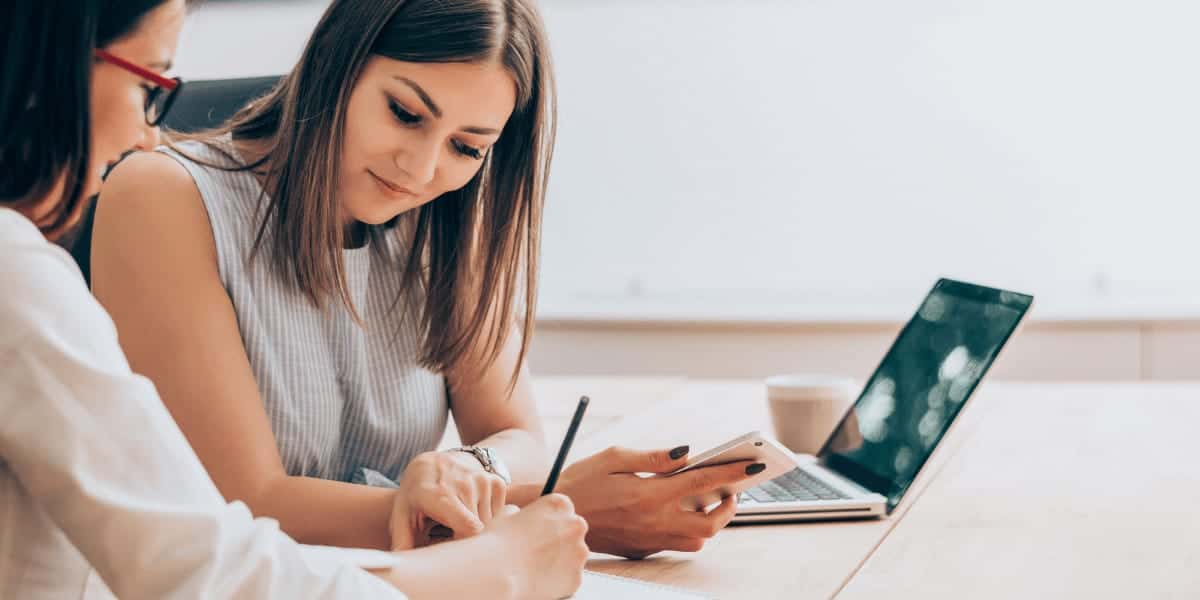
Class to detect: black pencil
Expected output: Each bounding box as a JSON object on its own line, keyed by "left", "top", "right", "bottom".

{"left": 541, "top": 396, "right": 589, "bottom": 496}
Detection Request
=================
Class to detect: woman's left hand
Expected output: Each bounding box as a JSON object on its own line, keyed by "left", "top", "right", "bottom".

{"left": 388, "top": 450, "right": 508, "bottom": 550}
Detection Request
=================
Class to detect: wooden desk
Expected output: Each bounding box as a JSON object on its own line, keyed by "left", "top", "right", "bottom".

{"left": 837, "top": 383, "right": 1200, "bottom": 599}
{"left": 525, "top": 378, "right": 952, "bottom": 600}
{"left": 523, "top": 378, "right": 1200, "bottom": 599}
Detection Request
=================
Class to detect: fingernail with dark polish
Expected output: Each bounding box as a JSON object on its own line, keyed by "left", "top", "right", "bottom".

{"left": 745, "top": 463, "right": 766, "bottom": 475}
{"left": 669, "top": 445, "right": 690, "bottom": 460}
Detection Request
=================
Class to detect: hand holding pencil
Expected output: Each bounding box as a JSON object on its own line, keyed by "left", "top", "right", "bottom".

{"left": 468, "top": 396, "right": 590, "bottom": 598}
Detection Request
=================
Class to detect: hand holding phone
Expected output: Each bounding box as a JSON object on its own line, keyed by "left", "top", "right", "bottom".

{"left": 666, "top": 431, "right": 799, "bottom": 511}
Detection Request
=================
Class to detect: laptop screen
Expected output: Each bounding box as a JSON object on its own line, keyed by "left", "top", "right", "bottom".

{"left": 817, "top": 279, "right": 1032, "bottom": 511}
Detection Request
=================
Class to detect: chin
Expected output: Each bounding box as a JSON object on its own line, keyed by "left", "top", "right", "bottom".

{"left": 365, "top": 203, "right": 411, "bottom": 223}
{"left": 357, "top": 215, "right": 397, "bottom": 226}
{"left": 354, "top": 201, "right": 422, "bottom": 225}
{"left": 348, "top": 210, "right": 400, "bottom": 227}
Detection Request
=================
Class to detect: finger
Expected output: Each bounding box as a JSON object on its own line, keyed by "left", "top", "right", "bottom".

{"left": 477, "top": 498, "right": 493, "bottom": 525}
{"left": 532, "top": 492, "right": 575, "bottom": 516}
{"left": 671, "top": 495, "right": 738, "bottom": 538}
{"left": 454, "top": 475, "right": 482, "bottom": 526}
{"left": 707, "top": 493, "right": 740, "bottom": 522}
{"left": 474, "top": 474, "right": 506, "bottom": 525}
{"left": 423, "top": 492, "right": 485, "bottom": 539}
{"left": 596, "top": 445, "right": 691, "bottom": 474}
{"left": 665, "top": 460, "right": 761, "bottom": 498}
{"left": 474, "top": 476, "right": 493, "bottom": 525}
{"left": 660, "top": 535, "right": 708, "bottom": 553}
{"left": 488, "top": 476, "right": 507, "bottom": 524}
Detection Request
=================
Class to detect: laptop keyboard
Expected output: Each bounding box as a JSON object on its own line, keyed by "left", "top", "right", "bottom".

{"left": 743, "top": 467, "right": 851, "bottom": 503}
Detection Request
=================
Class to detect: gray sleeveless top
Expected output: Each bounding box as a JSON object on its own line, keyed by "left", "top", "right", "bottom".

{"left": 161, "top": 139, "right": 448, "bottom": 484}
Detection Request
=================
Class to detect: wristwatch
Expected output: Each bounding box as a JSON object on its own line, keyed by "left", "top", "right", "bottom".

{"left": 447, "top": 446, "right": 512, "bottom": 485}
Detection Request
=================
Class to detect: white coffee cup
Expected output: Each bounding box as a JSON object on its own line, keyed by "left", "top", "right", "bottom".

{"left": 765, "top": 374, "right": 858, "bottom": 455}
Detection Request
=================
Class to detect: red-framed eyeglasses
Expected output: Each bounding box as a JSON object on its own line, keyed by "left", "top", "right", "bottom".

{"left": 95, "top": 49, "right": 183, "bottom": 127}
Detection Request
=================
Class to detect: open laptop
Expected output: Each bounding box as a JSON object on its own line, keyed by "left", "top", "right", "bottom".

{"left": 732, "top": 278, "right": 1033, "bottom": 524}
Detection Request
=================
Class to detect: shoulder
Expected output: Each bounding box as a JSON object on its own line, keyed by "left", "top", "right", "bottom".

{"left": 94, "top": 150, "right": 217, "bottom": 263}
{"left": 89, "top": 151, "right": 226, "bottom": 304}
{"left": 102, "top": 149, "right": 201, "bottom": 208}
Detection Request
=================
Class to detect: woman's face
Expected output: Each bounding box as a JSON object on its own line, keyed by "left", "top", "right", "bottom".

{"left": 339, "top": 57, "right": 517, "bottom": 226}
{"left": 88, "top": 0, "right": 186, "bottom": 198}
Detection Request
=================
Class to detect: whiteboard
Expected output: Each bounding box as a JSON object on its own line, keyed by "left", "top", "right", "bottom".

{"left": 538, "top": 0, "right": 1200, "bottom": 310}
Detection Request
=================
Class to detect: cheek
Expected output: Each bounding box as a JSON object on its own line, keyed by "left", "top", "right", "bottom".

{"left": 438, "top": 162, "right": 486, "bottom": 195}
{"left": 89, "top": 78, "right": 145, "bottom": 165}
{"left": 341, "top": 91, "right": 390, "bottom": 165}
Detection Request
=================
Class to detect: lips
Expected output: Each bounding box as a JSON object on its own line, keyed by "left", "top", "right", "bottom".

{"left": 369, "top": 170, "right": 416, "bottom": 197}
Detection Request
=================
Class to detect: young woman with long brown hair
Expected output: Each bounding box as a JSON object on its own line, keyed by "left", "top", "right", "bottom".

{"left": 93, "top": 0, "right": 760, "bottom": 559}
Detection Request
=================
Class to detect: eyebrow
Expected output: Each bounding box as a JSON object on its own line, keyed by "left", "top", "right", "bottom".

{"left": 394, "top": 75, "right": 502, "bottom": 136}
{"left": 149, "top": 59, "right": 173, "bottom": 72}
{"left": 461, "top": 125, "right": 501, "bottom": 135}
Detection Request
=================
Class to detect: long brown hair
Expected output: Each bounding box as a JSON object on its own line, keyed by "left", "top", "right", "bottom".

{"left": 182, "top": 0, "right": 554, "bottom": 387}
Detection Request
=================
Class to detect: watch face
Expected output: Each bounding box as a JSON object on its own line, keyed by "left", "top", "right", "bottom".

{"left": 480, "top": 448, "right": 512, "bottom": 484}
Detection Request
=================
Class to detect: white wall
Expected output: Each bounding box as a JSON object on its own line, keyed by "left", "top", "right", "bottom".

{"left": 540, "top": 0, "right": 1200, "bottom": 312}
{"left": 175, "top": 0, "right": 1200, "bottom": 320}
{"left": 174, "top": 0, "right": 324, "bottom": 79}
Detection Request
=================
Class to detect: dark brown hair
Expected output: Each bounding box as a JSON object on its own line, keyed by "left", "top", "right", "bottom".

{"left": 1, "top": 1, "right": 95, "bottom": 239}
{"left": 186, "top": 0, "right": 555, "bottom": 386}
{"left": 1, "top": 0, "right": 176, "bottom": 240}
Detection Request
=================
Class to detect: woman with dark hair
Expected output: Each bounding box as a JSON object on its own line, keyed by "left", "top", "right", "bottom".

{"left": 0, "top": 1, "right": 588, "bottom": 598}
{"left": 94, "top": 0, "right": 760, "bottom": 560}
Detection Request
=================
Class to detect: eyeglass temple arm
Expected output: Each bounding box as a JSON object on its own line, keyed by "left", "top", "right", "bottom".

{"left": 94, "top": 49, "right": 178, "bottom": 90}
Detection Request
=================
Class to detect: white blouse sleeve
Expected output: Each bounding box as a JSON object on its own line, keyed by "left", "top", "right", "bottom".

{"left": 0, "top": 227, "right": 406, "bottom": 600}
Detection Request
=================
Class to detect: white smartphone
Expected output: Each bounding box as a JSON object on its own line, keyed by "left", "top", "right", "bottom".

{"left": 666, "top": 431, "right": 800, "bottom": 511}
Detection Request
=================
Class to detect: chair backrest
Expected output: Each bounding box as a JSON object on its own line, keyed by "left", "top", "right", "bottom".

{"left": 68, "top": 76, "right": 281, "bottom": 283}
{"left": 162, "top": 76, "right": 280, "bottom": 133}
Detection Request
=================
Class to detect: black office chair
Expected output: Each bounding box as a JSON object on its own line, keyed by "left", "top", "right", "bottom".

{"left": 69, "top": 75, "right": 281, "bottom": 282}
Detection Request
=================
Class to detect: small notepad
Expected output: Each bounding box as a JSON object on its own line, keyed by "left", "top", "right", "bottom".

{"left": 572, "top": 571, "right": 714, "bottom": 599}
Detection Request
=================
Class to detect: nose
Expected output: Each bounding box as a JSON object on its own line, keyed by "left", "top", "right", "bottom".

{"left": 394, "top": 135, "right": 439, "bottom": 187}
{"left": 134, "top": 123, "right": 161, "bottom": 152}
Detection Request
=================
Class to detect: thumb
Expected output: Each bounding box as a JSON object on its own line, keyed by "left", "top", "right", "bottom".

{"left": 599, "top": 445, "right": 691, "bottom": 474}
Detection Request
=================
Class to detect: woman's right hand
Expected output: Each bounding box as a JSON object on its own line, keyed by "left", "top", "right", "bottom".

{"left": 485, "top": 494, "right": 590, "bottom": 600}
{"left": 376, "top": 494, "right": 588, "bottom": 600}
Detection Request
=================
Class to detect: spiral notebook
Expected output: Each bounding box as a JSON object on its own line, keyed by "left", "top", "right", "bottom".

{"left": 573, "top": 571, "right": 714, "bottom": 599}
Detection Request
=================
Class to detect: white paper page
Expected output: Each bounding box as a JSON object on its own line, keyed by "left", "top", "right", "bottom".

{"left": 572, "top": 571, "right": 713, "bottom": 599}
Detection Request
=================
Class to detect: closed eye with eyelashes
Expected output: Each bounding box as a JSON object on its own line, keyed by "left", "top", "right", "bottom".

{"left": 387, "top": 97, "right": 486, "bottom": 160}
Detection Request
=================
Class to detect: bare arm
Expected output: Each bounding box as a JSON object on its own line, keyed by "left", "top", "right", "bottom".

{"left": 445, "top": 326, "right": 550, "bottom": 486}
{"left": 92, "top": 152, "right": 395, "bottom": 550}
